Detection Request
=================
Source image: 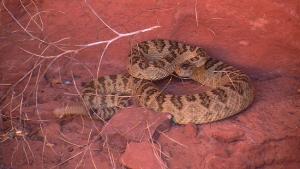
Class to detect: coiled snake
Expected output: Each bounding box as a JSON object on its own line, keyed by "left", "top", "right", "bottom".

{"left": 54, "top": 39, "right": 254, "bottom": 124}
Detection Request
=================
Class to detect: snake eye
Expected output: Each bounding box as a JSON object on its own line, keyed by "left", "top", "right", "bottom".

{"left": 181, "top": 63, "right": 190, "bottom": 70}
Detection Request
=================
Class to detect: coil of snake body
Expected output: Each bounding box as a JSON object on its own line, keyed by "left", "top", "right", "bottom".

{"left": 54, "top": 39, "right": 254, "bottom": 124}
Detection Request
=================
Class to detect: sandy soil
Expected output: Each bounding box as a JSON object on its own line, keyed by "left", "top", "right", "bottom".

{"left": 0, "top": 0, "right": 299, "bottom": 169}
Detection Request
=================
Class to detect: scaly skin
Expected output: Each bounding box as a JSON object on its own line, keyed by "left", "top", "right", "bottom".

{"left": 54, "top": 39, "right": 255, "bottom": 124}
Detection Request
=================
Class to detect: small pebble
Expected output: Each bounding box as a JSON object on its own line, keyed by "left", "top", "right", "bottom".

{"left": 63, "top": 80, "right": 72, "bottom": 85}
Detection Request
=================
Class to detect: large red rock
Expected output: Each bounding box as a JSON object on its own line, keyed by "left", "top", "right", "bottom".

{"left": 120, "top": 142, "right": 167, "bottom": 169}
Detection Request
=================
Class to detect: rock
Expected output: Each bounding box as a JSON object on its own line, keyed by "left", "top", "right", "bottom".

{"left": 105, "top": 133, "right": 128, "bottom": 152}
{"left": 1, "top": 0, "right": 300, "bottom": 168}
{"left": 183, "top": 123, "right": 198, "bottom": 137}
{"left": 102, "top": 107, "right": 171, "bottom": 142}
{"left": 120, "top": 142, "right": 167, "bottom": 169}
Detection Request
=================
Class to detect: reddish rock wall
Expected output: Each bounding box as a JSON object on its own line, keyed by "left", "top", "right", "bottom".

{"left": 0, "top": 0, "right": 299, "bottom": 169}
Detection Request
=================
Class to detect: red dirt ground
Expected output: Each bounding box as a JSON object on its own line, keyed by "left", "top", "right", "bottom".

{"left": 0, "top": 0, "right": 300, "bottom": 169}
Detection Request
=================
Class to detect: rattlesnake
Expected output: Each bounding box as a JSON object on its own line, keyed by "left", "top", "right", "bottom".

{"left": 54, "top": 39, "right": 254, "bottom": 124}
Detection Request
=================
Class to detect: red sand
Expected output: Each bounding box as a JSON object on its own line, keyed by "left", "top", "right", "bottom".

{"left": 0, "top": 1, "right": 299, "bottom": 169}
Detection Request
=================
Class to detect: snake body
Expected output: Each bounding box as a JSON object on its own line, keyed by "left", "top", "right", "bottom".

{"left": 54, "top": 39, "right": 254, "bottom": 124}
